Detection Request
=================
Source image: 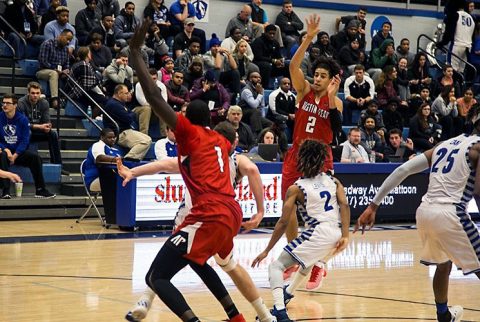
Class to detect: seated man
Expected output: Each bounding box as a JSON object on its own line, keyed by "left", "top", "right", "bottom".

{"left": 43, "top": 6, "right": 77, "bottom": 55}
{"left": 103, "top": 84, "right": 152, "bottom": 161}
{"left": 90, "top": 14, "right": 116, "bottom": 53}
{"left": 154, "top": 127, "right": 177, "bottom": 160}
{"left": 165, "top": 70, "right": 190, "bottom": 111}
{"left": 17, "top": 82, "right": 67, "bottom": 175}
{"left": 103, "top": 52, "right": 134, "bottom": 96}
{"left": 274, "top": 0, "right": 303, "bottom": 51}
{"left": 0, "top": 94, "right": 56, "bottom": 199}
{"left": 0, "top": 166, "right": 21, "bottom": 199}
{"left": 221, "top": 105, "right": 255, "bottom": 152}
{"left": 268, "top": 77, "right": 296, "bottom": 140}
{"left": 383, "top": 128, "right": 415, "bottom": 162}
{"left": 75, "top": 0, "right": 102, "bottom": 45}
{"left": 113, "top": 1, "right": 140, "bottom": 48}
{"left": 343, "top": 64, "right": 375, "bottom": 125}
{"left": 172, "top": 17, "right": 207, "bottom": 59}
{"left": 237, "top": 71, "right": 272, "bottom": 136}
{"left": 340, "top": 127, "right": 370, "bottom": 163}
{"left": 174, "top": 36, "right": 203, "bottom": 75}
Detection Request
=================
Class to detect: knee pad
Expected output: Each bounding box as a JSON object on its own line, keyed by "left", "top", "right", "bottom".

{"left": 214, "top": 253, "right": 237, "bottom": 272}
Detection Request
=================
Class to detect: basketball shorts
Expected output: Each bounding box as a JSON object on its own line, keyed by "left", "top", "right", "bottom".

{"left": 283, "top": 221, "right": 341, "bottom": 269}
{"left": 416, "top": 202, "right": 480, "bottom": 275}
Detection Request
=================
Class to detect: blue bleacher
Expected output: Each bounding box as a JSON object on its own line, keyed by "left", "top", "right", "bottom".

{"left": 10, "top": 164, "right": 61, "bottom": 184}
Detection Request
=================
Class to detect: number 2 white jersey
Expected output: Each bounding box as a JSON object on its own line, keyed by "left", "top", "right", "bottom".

{"left": 422, "top": 134, "right": 480, "bottom": 206}
{"left": 295, "top": 173, "right": 340, "bottom": 225}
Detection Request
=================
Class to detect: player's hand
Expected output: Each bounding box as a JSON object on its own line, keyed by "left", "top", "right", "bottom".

{"left": 327, "top": 74, "right": 341, "bottom": 99}
{"left": 251, "top": 250, "right": 268, "bottom": 268}
{"left": 116, "top": 157, "right": 133, "bottom": 186}
{"left": 353, "top": 203, "right": 378, "bottom": 234}
{"left": 305, "top": 14, "right": 320, "bottom": 39}
{"left": 241, "top": 211, "right": 264, "bottom": 233}
{"left": 332, "top": 237, "right": 349, "bottom": 255}
{"left": 130, "top": 19, "right": 152, "bottom": 52}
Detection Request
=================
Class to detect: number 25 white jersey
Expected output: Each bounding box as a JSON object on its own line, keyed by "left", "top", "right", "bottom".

{"left": 422, "top": 134, "right": 480, "bottom": 206}
{"left": 295, "top": 173, "right": 340, "bottom": 225}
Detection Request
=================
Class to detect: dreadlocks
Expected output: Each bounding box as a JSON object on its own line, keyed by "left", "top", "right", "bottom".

{"left": 296, "top": 139, "right": 328, "bottom": 178}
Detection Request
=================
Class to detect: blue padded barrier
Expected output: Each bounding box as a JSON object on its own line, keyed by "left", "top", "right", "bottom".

{"left": 10, "top": 164, "right": 61, "bottom": 183}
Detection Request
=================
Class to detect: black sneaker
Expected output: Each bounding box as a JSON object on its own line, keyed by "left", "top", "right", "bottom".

{"left": 35, "top": 188, "right": 56, "bottom": 199}
{"left": 61, "top": 169, "right": 70, "bottom": 176}
{"left": 1, "top": 194, "right": 12, "bottom": 199}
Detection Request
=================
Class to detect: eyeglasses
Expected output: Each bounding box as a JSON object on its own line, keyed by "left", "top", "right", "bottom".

{"left": 1, "top": 102, "right": 14, "bottom": 106}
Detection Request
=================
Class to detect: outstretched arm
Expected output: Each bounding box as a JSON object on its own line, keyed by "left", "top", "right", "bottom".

{"left": 116, "top": 157, "right": 179, "bottom": 186}
{"left": 332, "top": 178, "right": 350, "bottom": 255}
{"left": 129, "top": 19, "right": 178, "bottom": 130}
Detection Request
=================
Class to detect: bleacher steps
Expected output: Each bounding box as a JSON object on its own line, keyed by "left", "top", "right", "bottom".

{"left": 39, "top": 150, "right": 88, "bottom": 160}
{"left": 62, "top": 160, "right": 84, "bottom": 173}
{"left": 61, "top": 173, "right": 82, "bottom": 184}
{"left": 61, "top": 138, "right": 97, "bottom": 150}
{"left": 59, "top": 128, "right": 88, "bottom": 137}
{"left": 61, "top": 183, "right": 87, "bottom": 196}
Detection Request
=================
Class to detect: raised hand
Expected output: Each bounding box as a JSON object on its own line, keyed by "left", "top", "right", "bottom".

{"left": 130, "top": 19, "right": 152, "bottom": 52}
{"left": 305, "top": 14, "right": 321, "bottom": 39}
{"left": 327, "top": 74, "right": 341, "bottom": 97}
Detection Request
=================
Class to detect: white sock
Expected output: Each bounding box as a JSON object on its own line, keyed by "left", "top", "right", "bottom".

{"left": 286, "top": 270, "right": 308, "bottom": 295}
{"left": 272, "top": 287, "right": 285, "bottom": 310}
{"left": 130, "top": 287, "right": 155, "bottom": 319}
{"left": 251, "top": 297, "right": 272, "bottom": 321}
{"left": 139, "top": 287, "right": 155, "bottom": 304}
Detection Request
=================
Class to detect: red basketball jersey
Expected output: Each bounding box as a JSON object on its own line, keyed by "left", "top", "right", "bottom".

{"left": 174, "top": 114, "right": 234, "bottom": 204}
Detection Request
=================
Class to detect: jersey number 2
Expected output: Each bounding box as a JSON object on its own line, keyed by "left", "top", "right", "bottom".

{"left": 214, "top": 146, "right": 224, "bottom": 173}
{"left": 305, "top": 116, "right": 316, "bottom": 133}
{"left": 319, "top": 191, "right": 334, "bottom": 211}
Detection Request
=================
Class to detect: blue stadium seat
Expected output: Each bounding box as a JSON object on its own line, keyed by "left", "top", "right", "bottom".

{"left": 10, "top": 164, "right": 61, "bottom": 184}
{"left": 18, "top": 59, "right": 39, "bottom": 77}
{"left": 65, "top": 100, "right": 87, "bottom": 117}
{"left": 82, "top": 119, "right": 103, "bottom": 137}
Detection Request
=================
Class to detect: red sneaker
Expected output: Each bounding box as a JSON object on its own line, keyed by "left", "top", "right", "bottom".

{"left": 228, "top": 313, "right": 246, "bottom": 322}
{"left": 283, "top": 264, "right": 300, "bottom": 280}
{"left": 305, "top": 265, "right": 327, "bottom": 290}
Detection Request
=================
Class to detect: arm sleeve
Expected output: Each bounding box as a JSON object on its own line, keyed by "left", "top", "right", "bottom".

{"left": 372, "top": 153, "right": 429, "bottom": 205}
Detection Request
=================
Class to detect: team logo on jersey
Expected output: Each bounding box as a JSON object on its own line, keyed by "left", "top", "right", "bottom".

{"left": 171, "top": 234, "right": 186, "bottom": 246}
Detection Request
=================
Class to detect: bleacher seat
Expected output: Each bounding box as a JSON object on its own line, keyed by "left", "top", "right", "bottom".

{"left": 38, "top": 79, "right": 51, "bottom": 97}
{"left": 65, "top": 100, "right": 87, "bottom": 117}
{"left": 18, "top": 59, "right": 39, "bottom": 77}
{"left": 10, "top": 164, "right": 61, "bottom": 184}
{"left": 82, "top": 119, "right": 103, "bottom": 137}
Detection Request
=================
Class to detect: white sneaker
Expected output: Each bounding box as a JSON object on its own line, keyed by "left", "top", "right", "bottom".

{"left": 449, "top": 305, "right": 463, "bottom": 322}
{"left": 125, "top": 294, "right": 153, "bottom": 321}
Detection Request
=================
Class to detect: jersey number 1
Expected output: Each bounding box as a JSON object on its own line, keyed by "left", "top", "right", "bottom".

{"left": 305, "top": 116, "right": 316, "bottom": 133}
{"left": 214, "top": 146, "right": 225, "bottom": 173}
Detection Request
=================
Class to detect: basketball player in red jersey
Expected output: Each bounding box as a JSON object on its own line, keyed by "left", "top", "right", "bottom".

{"left": 128, "top": 21, "right": 247, "bottom": 322}
{"left": 281, "top": 14, "right": 343, "bottom": 288}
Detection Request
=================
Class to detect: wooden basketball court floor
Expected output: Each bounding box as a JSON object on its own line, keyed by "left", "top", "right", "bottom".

{"left": 1, "top": 219, "right": 479, "bottom": 322}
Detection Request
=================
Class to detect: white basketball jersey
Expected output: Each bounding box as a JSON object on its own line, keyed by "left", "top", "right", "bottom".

{"left": 295, "top": 173, "right": 340, "bottom": 225}
{"left": 454, "top": 11, "right": 475, "bottom": 47}
{"left": 422, "top": 134, "right": 480, "bottom": 206}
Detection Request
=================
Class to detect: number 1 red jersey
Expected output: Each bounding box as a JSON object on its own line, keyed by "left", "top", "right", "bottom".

{"left": 281, "top": 90, "right": 334, "bottom": 198}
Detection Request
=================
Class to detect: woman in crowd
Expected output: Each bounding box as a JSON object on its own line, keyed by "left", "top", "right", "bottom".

{"left": 407, "top": 52, "right": 432, "bottom": 95}
{"left": 433, "top": 64, "right": 462, "bottom": 97}
{"left": 409, "top": 103, "right": 442, "bottom": 152}
{"left": 376, "top": 65, "right": 408, "bottom": 110}
{"left": 396, "top": 57, "right": 411, "bottom": 101}
{"left": 248, "top": 128, "right": 282, "bottom": 161}
{"left": 431, "top": 84, "right": 461, "bottom": 140}
{"left": 89, "top": 33, "right": 112, "bottom": 75}
{"left": 183, "top": 57, "right": 204, "bottom": 90}
{"left": 232, "top": 39, "right": 259, "bottom": 88}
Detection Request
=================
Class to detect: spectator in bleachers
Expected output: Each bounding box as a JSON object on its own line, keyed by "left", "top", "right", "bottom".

{"left": 43, "top": 6, "right": 77, "bottom": 55}
{"left": 221, "top": 105, "right": 255, "bottom": 152}
{"left": 383, "top": 128, "right": 415, "bottom": 162}
{"left": 90, "top": 14, "right": 116, "bottom": 53}
{"left": 89, "top": 33, "right": 112, "bottom": 74}
{"left": 371, "top": 21, "right": 393, "bottom": 52}
{"left": 370, "top": 38, "right": 397, "bottom": 71}
{"left": 4, "top": 0, "right": 44, "bottom": 59}
{"left": 232, "top": 39, "right": 259, "bottom": 87}
{"left": 222, "top": 27, "right": 254, "bottom": 61}
{"left": 466, "top": 1, "right": 479, "bottom": 23}
{"left": 396, "top": 57, "right": 411, "bottom": 101}
{"left": 182, "top": 57, "right": 203, "bottom": 90}
{"left": 268, "top": 77, "right": 296, "bottom": 139}
{"left": 17, "top": 82, "right": 67, "bottom": 174}
{"left": 238, "top": 71, "right": 272, "bottom": 135}
{"left": 275, "top": 0, "right": 303, "bottom": 52}
{"left": 408, "top": 52, "right": 433, "bottom": 95}
{"left": 119, "top": 40, "right": 152, "bottom": 68}
{"left": 165, "top": 70, "right": 190, "bottom": 111}
{"left": 314, "top": 31, "right": 335, "bottom": 59}
{"left": 203, "top": 35, "right": 241, "bottom": 102}
{"left": 409, "top": 103, "right": 442, "bottom": 152}
{"left": 172, "top": 17, "right": 206, "bottom": 59}
{"left": 144, "top": 0, "right": 173, "bottom": 41}
{"left": 337, "top": 36, "right": 364, "bottom": 76}
{"left": 65, "top": 46, "right": 107, "bottom": 117}
{"left": 470, "top": 21, "right": 480, "bottom": 82}
{"left": 154, "top": 127, "right": 177, "bottom": 160}
{"left": 103, "top": 84, "right": 152, "bottom": 161}
{"left": 360, "top": 116, "right": 385, "bottom": 162}
{"left": 433, "top": 64, "right": 462, "bottom": 98}
{"left": 432, "top": 84, "right": 460, "bottom": 140}
{"left": 252, "top": 24, "right": 289, "bottom": 89}
{"left": 145, "top": 23, "right": 169, "bottom": 69}
{"left": 358, "top": 100, "right": 386, "bottom": 136}
{"left": 113, "top": 1, "right": 140, "bottom": 48}
{"left": 376, "top": 65, "right": 407, "bottom": 110}
{"left": 408, "top": 85, "right": 432, "bottom": 117}
{"left": 103, "top": 52, "right": 134, "bottom": 96}
{"left": 343, "top": 64, "right": 375, "bottom": 125}
{"left": 289, "top": 31, "right": 307, "bottom": 59}
{"left": 382, "top": 98, "right": 404, "bottom": 133}
{"left": 34, "top": 0, "right": 66, "bottom": 16}
{"left": 457, "top": 87, "right": 477, "bottom": 122}
{"left": 225, "top": 5, "right": 255, "bottom": 43}
{"left": 0, "top": 93, "right": 56, "bottom": 198}
{"left": 175, "top": 36, "right": 202, "bottom": 75}
{"left": 97, "top": 0, "right": 119, "bottom": 18}
{"left": 190, "top": 70, "right": 230, "bottom": 125}
{"left": 169, "top": 0, "right": 196, "bottom": 36}
{"left": 159, "top": 56, "right": 174, "bottom": 84}
{"left": 75, "top": 0, "right": 102, "bottom": 46}
{"left": 340, "top": 127, "right": 370, "bottom": 163}
{"left": 84, "top": 127, "right": 123, "bottom": 193}
{"left": 134, "top": 68, "right": 168, "bottom": 137}
{"left": 335, "top": 7, "right": 367, "bottom": 49}
{"left": 395, "top": 38, "right": 415, "bottom": 68}
{"left": 248, "top": 128, "right": 281, "bottom": 161}
{"left": 36, "top": 28, "right": 73, "bottom": 110}
{"left": 300, "top": 45, "right": 320, "bottom": 83}
{"left": 39, "top": 0, "right": 64, "bottom": 35}
{"left": 248, "top": 0, "right": 283, "bottom": 46}
{"left": 331, "top": 20, "right": 365, "bottom": 54}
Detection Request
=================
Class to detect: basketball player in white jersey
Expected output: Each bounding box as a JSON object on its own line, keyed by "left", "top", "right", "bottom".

{"left": 252, "top": 140, "right": 350, "bottom": 322}
{"left": 117, "top": 125, "right": 276, "bottom": 322}
{"left": 355, "top": 104, "right": 480, "bottom": 322}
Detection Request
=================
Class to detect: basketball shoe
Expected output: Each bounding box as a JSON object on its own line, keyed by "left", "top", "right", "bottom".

{"left": 283, "top": 265, "right": 299, "bottom": 280}
{"left": 271, "top": 306, "right": 294, "bottom": 322}
{"left": 283, "top": 285, "right": 294, "bottom": 306}
{"left": 305, "top": 264, "right": 327, "bottom": 290}
{"left": 437, "top": 305, "right": 463, "bottom": 322}
{"left": 227, "top": 313, "right": 246, "bottom": 322}
{"left": 125, "top": 292, "right": 154, "bottom": 321}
